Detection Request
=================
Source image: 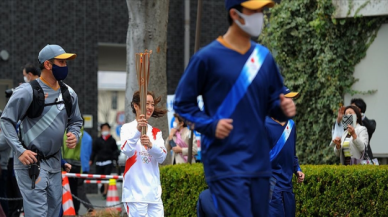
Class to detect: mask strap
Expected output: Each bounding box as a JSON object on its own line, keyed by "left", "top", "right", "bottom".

{"left": 233, "top": 9, "right": 246, "bottom": 23}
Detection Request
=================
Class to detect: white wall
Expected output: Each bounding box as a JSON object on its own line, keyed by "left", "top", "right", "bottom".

{"left": 97, "top": 90, "right": 126, "bottom": 141}
{"left": 333, "top": 0, "right": 388, "bottom": 18}
{"left": 344, "top": 24, "right": 388, "bottom": 156}
{"left": 97, "top": 44, "right": 127, "bottom": 141}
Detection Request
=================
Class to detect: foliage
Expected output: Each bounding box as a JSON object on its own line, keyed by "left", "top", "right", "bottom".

{"left": 88, "top": 164, "right": 388, "bottom": 216}
{"left": 160, "top": 163, "right": 208, "bottom": 217}
{"left": 294, "top": 165, "right": 388, "bottom": 216}
{"left": 161, "top": 164, "right": 388, "bottom": 216}
{"left": 258, "top": 0, "right": 388, "bottom": 164}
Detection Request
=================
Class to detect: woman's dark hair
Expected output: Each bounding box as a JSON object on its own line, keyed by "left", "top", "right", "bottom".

{"left": 131, "top": 91, "right": 167, "bottom": 118}
{"left": 174, "top": 113, "right": 187, "bottom": 127}
{"left": 100, "top": 123, "right": 111, "bottom": 130}
{"left": 344, "top": 105, "right": 363, "bottom": 125}
{"left": 24, "top": 63, "right": 40, "bottom": 76}
{"left": 227, "top": 4, "right": 243, "bottom": 26}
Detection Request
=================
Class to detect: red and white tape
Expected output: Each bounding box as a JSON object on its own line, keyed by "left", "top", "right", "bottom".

{"left": 64, "top": 173, "right": 123, "bottom": 180}
{"left": 84, "top": 180, "right": 110, "bottom": 184}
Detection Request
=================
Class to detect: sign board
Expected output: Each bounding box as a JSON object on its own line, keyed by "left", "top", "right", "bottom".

{"left": 83, "top": 114, "right": 93, "bottom": 128}
{"left": 116, "top": 124, "right": 122, "bottom": 137}
{"left": 116, "top": 111, "right": 126, "bottom": 125}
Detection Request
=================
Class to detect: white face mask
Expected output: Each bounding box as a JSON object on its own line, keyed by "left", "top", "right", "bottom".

{"left": 172, "top": 122, "right": 179, "bottom": 129}
{"left": 234, "top": 10, "right": 264, "bottom": 37}
{"left": 101, "top": 131, "right": 109, "bottom": 136}
{"left": 24, "top": 76, "right": 29, "bottom": 83}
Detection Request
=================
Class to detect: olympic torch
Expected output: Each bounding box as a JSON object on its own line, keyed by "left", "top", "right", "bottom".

{"left": 135, "top": 50, "right": 152, "bottom": 135}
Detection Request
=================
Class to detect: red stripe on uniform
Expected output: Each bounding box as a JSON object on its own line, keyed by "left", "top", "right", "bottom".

{"left": 152, "top": 127, "right": 160, "bottom": 140}
{"left": 124, "top": 151, "right": 137, "bottom": 177}
{"left": 121, "top": 141, "right": 127, "bottom": 150}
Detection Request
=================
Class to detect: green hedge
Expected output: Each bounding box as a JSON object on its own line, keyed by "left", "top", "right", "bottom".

{"left": 160, "top": 164, "right": 388, "bottom": 216}
{"left": 161, "top": 163, "right": 207, "bottom": 217}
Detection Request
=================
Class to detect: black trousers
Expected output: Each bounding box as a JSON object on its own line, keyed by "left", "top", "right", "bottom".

{"left": 7, "top": 158, "right": 23, "bottom": 217}
{"left": 68, "top": 165, "right": 81, "bottom": 215}
{"left": 77, "top": 172, "right": 93, "bottom": 212}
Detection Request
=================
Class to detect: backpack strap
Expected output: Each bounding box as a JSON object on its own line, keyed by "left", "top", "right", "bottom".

{"left": 25, "top": 80, "right": 45, "bottom": 119}
{"left": 58, "top": 81, "right": 72, "bottom": 118}
{"left": 19, "top": 80, "right": 73, "bottom": 148}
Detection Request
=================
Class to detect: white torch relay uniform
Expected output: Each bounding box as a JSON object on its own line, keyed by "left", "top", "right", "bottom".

{"left": 120, "top": 120, "right": 167, "bottom": 217}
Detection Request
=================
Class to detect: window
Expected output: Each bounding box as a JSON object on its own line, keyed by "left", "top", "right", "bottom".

{"left": 111, "top": 91, "right": 118, "bottom": 110}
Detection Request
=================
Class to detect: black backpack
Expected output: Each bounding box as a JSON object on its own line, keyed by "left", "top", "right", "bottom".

{"left": 26, "top": 79, "right": 72, "bottom": 119}
{"left": 18, "top": 80, "right": 73, "bottom": 152}
{"left": 23, "top": 80, "right": 72, "bottom": 119}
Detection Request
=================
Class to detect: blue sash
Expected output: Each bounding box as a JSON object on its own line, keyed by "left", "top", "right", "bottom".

{"left": 215, "top": 44, "right": 269, "bottom": 119}
{"left": 269, "top": 119, "right": 294, "bottom": 162}
{"left": 201, "top": 45, "right": 269, "bottom": 147}
{"left": 178, "top": 44, "right": 269, "bottom": 127}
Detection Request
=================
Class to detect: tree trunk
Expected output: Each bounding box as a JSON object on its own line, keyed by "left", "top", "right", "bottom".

{"left": 125, "top": 0, "right": 169, "bottom": 140}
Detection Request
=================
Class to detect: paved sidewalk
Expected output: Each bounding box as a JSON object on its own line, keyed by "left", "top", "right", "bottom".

{"left": 78, "top": 182, "right": 124, "bottom": 216}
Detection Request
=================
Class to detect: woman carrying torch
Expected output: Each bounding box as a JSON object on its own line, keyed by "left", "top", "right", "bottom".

{"left": 120, "top": 91, "right": 167, "bottom": 216}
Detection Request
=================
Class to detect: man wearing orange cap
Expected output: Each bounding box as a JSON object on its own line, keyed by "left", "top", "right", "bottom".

{"left": 174, "top": 0, "right": 296, "bottom": 216}
{"left": 0, "top": 44, "right": 83, "bottom": 217}
{"left": 265, "top": 88, "right": 305, "bottom": 217}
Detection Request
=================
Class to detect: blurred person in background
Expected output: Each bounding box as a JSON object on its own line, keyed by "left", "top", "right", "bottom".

{"left": 331, "top": 105, "right": 368, "bottom": 165}
{"left": 265, "top": 88, "right": 304, "bottom": 217}
{"left": 62, "top": 121, "right": 84, "bottom": 214}
{"left": 78, "top": 123, "right": 94, "bottom": 213}
{"left": 22, "top": 63, "right": 40, "bottom": 83}
{"left": 332, "top": 98, "right": 376, "bottom": 160}
{"left": 165, "top": 113, "right": 197, "bottom": 164}
{"left": 0, "top": 114, "right": 11, "bottom": 216}
{"left": 90, "top": 123, "right": 118, "bottom": 199}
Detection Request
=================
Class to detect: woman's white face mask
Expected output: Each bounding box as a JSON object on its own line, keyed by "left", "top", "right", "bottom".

{"left": 234, "top": 10, "right": 264, "bottom": 37}
{"left": 101, "top": 131, "right": 110, "bottom": 136}
{"left": 173, "top": 121, "right": 180, "bottom": 129}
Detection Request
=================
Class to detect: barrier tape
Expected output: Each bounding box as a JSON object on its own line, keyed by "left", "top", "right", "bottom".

{"left": 65, "top": 173, "right": 123, "bottom": 180}
{"left": 0, "top": 188, "right": 123, "bottom": 209}
{"left": 84, "top": 180, "right": 110, "bottom": 184}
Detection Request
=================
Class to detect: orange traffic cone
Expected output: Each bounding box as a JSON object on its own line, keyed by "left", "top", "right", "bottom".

{"left": 62, "top": 172, "right": 76, "bottom": 216}
{"left": 106, "top": 179, "right": 121, "bottom": 212}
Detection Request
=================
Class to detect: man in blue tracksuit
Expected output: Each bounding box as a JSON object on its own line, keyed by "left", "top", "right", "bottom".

{"left": 265, "top": 89, "right": 305, "bottom": 217}
{"left": 173, "top": 0, "right": 296, "bottom": 216}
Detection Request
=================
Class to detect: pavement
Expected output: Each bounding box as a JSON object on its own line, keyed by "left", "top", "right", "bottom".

{"left": 77, "top": 182, "right": 125, "bottom": 216}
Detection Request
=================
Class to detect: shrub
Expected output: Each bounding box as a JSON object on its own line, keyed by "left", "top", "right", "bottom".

{"left": 294, "top": 165, "right": 388, "bottom": 216}
{"left": 161, "top": 163, "right": 207, "bottom": 217}
{"left": 161, "top": 164, "right": 388, "bottom": 216}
